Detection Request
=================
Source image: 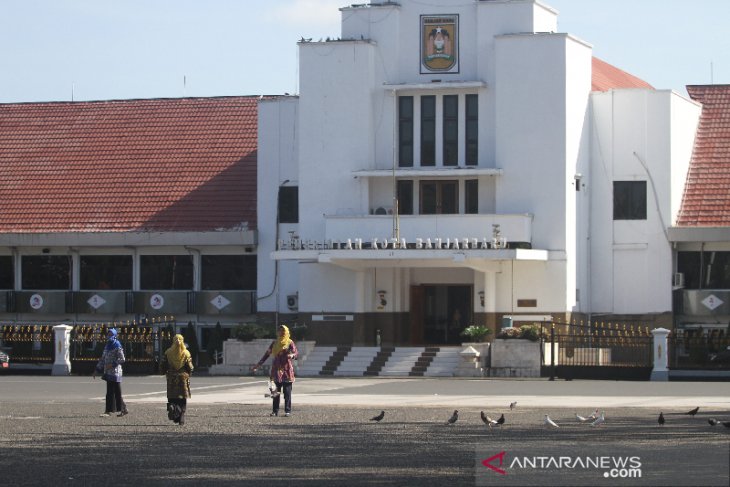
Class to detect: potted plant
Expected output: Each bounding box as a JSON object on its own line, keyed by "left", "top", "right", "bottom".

{"left": 460, "top": 325, "right": 492, "bottom": 343}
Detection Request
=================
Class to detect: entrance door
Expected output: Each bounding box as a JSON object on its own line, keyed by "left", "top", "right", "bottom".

{"left": 420, "top": 285, "right": 472, "bottom": 345}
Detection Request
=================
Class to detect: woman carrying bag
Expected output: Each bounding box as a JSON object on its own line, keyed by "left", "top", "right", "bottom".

{"left": 252, "top": 324, "right": 298, "bottom": 417}
{"left": 93, "top": 328, "right": 129, "bottom": 417}
{"left": 160, "top": 334, "right": 194, "bottom": 425}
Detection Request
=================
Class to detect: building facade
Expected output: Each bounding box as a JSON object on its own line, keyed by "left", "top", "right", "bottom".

{"left": 257, "top": 0, "right": 701, "bottom": 345}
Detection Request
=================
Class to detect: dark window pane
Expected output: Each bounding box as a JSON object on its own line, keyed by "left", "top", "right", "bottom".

{"left": 420, "top": 182, "right": 438, "bottom": 214}
{"left": 22, "top": 255, "right": 71, "bottom": 290}
{"left": 279, "top": 186, "right": 299, "bottom": 224}
{"left": 465, "top": 179, "right": 478, "bottom": 214}
{"left": 441, "top": 182, "right": 458, "bottom": 214}
{"left": 140, "top": 255, "right": 194, "bottom": 290}
{"left": 80, "top": 255, "right": 132, "bottom": 290}
{"left": 421, "top": 96, "right": 435, "bottom": 166}
{"left": 201, "top": 255, "right": 256, "bottom": 290}
{"left": 0, "top": 256, "right": 13, "bottom": 289}
{"left": 397, "top": 180, "right": 414, "bottom": 215}
{"left": 705, "top": 251, "right": 730, "bottom": 289}
{"left": 677, "top": 252, "right": 701, "bottom": 289}
{"left": 443, "top": 95, "right": 458, "bottom": 166}
{"left": 399, "top": 96, "right": 414, "bottom": 167}
{"left": 613, "top": 181, "right": 647, "bottom": 220}
{"left": 465, "top": 94, "right": 478, "bottom": 165}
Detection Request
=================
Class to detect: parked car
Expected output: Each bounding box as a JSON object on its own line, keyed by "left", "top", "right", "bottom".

{"left": 0, "top": 350, "right": 9, "bottom": 369}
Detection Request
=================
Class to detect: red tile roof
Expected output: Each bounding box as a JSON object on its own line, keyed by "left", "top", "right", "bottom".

{"left": 0, "top": 97, "right": 258, "bottom": 233}
{"left": 676, "top": 85, "right": 730, "bottom": 227}
{"left": 592, "top": 57, "right": 654, "bottom": 92}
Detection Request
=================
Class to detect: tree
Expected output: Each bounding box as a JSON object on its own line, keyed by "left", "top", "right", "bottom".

{"left": 208, "top": 322, "right": 224, "bottom": 361}
{"left": 184, "top": 321, "right": 199, "bottom": 364}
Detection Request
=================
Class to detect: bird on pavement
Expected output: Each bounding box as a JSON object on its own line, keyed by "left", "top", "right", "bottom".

{"left": 658, "top": 412, "right": 665, "bottom": 425}
{"left": 481, "top": 412, "right": 499, "bottom": 428}
{"left": 685, "top": 407, "right": 700, "bottom": 417}
{"left": 446, "top": 410, "right": 458, "bottom": 425}
{"left": 575, "top": 413, "right": 592, "bottom": 423}
{"left": 509, "top": 401, "right": 517, "bottom": 410}
{"left": 370, "top": 411, "right": 385, "bottom": 422}
{"left": 496, "top": 413, "right": 505, "bottom": 426}
{"left": 708, "top": 418, "right": 719, "bottom": 426}
{"left": 722, "top": 421, "right": 730, "bottom": 428}
{"left": 591, "top": 411, "right": 606, "bottom": 427}
{"left": 544, "top": 414, "right": 559, "bottom": 428}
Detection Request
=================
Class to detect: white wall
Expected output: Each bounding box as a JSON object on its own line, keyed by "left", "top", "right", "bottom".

{"left": 257, "top": 97, "right": 300, "bottom": 313}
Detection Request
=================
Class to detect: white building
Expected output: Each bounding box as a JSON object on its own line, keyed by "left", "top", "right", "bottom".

{"left": 257, "top": 0, "right": 701, "bottom": 346}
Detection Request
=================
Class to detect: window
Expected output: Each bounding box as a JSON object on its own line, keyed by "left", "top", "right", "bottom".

{"left": 140, "top": 255, "right": 194, "bottom": 290}
{"left": 465, "top": 94, "right": 478, "bottom": 165}
{"left": 201, "top": 255, "right": 256, "bottom": 290}
{"left": 420, "top": 96, "right": 436, "bottom": 166}
{"left": 465, "top": 179, "right": 478, "bottom": 214}
{"left": 678, "top": 251, "right": 730, "bottom": 289}
{"left": 22, "top": 255, "right": 71, "bottom": 290}
{"left": 278, "top": 186, "right": 299, "bottom": 224}
{"left": 0, "top": 256, "right": 13, "bottom": 289}
{"left": 398, "top": 96, "right": 414, "bottom": 167}
{"left": 420, "top": 180, "right": 458, "bottom": 214}
{"left": 613, "top": 181, "right": 646, "bottom": 220}
{"left": 397, "top": 180, "right": 414, "bottom": 215}
{"left": 80, "top": 255, "right": 132, "bottom": 290}
{"left": 443, "top": 95, "right": 458, "bottom": 166}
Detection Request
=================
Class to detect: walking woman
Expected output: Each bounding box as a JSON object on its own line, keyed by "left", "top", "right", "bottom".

{"left": 252, "top": 324, "right": 298, "bottom": 417}
{"left": 160, "top": 334, "right": 194, "bottom": 425}
{"left": 93, "top": 328, "right": 128, "bottom": 417}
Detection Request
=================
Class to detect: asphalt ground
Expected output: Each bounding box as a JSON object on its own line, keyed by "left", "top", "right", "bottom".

{"left": 1, "top": 376, "right": 729, "bottom": 486}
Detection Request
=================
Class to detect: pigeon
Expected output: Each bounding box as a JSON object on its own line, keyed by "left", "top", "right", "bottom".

{"left": 446, "top": 410, "right": 459, "bottom": 425}
{"left": 509, "top": 401, "right": 517, "bottom": 410}
{"left": 708, "top": 418, "right": 718, "bottom": 426}
{"left": 543, "top": 414, "right": 559, "bottom": 428}
{"left": 722, "top": 421, "right": 730, "bottom": 429}
{"left": 575, "top": 413, "right": 592, "bottom": 423}
{"left": 370, "top": 411, "right": 385, "bottom": 422}
{"left": 496, "top": 413, "right": 505, "bottom": 426}
{"left": 482, "top": 412, "right": 499, "bottom": 428}
{"left": 685, "top": 407, "right": 699, "bottom": 417}
{"left": 658, "top": 412, "right": 665, "bottom": 425}
{"left": 591, "top": 411, "right": 606, "bottom": 427}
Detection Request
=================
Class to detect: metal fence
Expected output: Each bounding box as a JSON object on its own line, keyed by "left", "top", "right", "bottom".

{"left": 0, "top": 317, "right": 176, "bottom": 375}
{"left": 541, "top": 321, "right": 654, "bottom": 380}
{"left": 668, "top": 328, "right": 730, "bottom": 370}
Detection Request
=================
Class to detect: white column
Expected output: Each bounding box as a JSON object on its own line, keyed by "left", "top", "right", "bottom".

{"left": 52, "top": 324, "right": 73, "bottom": 376}
{"left": 650, "top": 327, "right": 670, "bottom": 381}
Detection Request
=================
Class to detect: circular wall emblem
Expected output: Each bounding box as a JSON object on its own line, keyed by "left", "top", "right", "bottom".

{"left": 150, "top": 293, "right": 165, "bottom": 310}
{"left": 29, "top": 293, "right": 44, "bottom": 310}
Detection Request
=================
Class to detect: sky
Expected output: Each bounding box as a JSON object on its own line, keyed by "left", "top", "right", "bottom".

{"left": 1, "top": 0, "right": 728, "bottom": 104}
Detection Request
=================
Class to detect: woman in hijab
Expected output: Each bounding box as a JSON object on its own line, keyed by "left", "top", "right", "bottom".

{"left": 93, "top": 328, "right": 128, "bottom": 417}
{"left": 160, "top": 334, "right": 194, "bottom": 425}
{"left": 252, "top": 324, "right": 298, "bottom": 417}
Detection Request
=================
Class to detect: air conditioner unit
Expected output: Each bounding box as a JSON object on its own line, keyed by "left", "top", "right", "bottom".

{"left": 286, "top": 293, "right": 298, "bottom": 311}
{"left": 673, "top": 272, "right": 685, "bottom": 289}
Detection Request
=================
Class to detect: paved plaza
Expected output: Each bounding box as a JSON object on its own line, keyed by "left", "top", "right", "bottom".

{"left": 0, "top": 376, "right": 729, "bottom": 486}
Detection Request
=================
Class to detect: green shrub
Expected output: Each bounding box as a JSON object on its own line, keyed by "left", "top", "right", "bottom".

{"left": 289, "top": 324, "right": 308, "bottom": 341}
{"left": 460, "top": 325, "right": 491, "bottom": 342}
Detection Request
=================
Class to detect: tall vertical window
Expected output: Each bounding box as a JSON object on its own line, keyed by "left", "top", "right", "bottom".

{"left": 420, "top": 181, "right": 458, "bottom": 214}
{"left": 420, "top": 96, "right": 436, "bottom": 166}
{"left": 140, "top": 255, "right": 194, "bottom": 290}
{"left": 613, "top": 181, "right": 647, "bottom": 220}
{"left": 22, "top": 255, "right": 71, "bottom": 290}
{"left": 443, "top": 95, "right": 459, "bottom": 166}
{"left": 0, "top": 256, "right": 13, "bottom": 289}
{"left": 465, "top": 179, "right": 478, "bottom": 214}
{"left": 397, "top": 180, "right": 414, "bottom": 215}
{"left": 80, "top": 255, "right": 132, "bottom": 290}
{"left": 278, "top": 186, "right": 299, "bottom": 224}
{"left": 465, "top": 94, "right": 478, "bottom": 165}
{"left": 398, "top": 96, "right": 414, "bottom": 167}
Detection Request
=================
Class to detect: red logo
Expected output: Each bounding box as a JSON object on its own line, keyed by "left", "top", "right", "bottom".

{"left": 482, "top": 451, "right": 507, "bottom": 475}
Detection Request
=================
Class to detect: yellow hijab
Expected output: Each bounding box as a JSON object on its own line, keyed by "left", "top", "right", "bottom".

{"left": 166, "top": 334, "right": 191, "bottom": 370}
{"left": 272, "top": 325, "right": 292, "bottom": 356}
